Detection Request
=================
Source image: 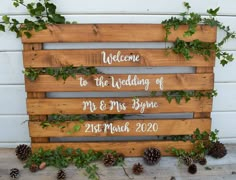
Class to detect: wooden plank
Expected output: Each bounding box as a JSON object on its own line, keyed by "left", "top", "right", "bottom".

{"left": 31, "top": 141, "right": 194, "bottom": 156}
{"left": 23, "top": 49, "right": 215, "bottom": 68}
{"left": 29, "top": 118, "right": 211, "bottom": 137}
{"left": 194, "top": 67, "right": 214, "bottom": 119}
{"left": 25, "top": 73, "right": 214, "bottom": 92}
{"left": 21, "top": 24, "right": 216, "bottom": 43}
{"left": 24, "top": 43, "right": 49, "bottom": 144}
{"left": 27, "top": 97, "right": 213, "bottom": 115}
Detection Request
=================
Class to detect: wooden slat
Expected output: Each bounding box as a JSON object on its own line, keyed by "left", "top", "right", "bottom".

{"left": 27, "top": 97, "right": 212, "bottom": 115}
{"left": 31, "top": 141, "right": 194, "bottom": 156}
{"left": 194, "top": 67, "right": 214, "bottom": 119}
{"left": 29, "top": 118, "right": 211, "bottom": 137}
{"left": 25, "top": 73, "right": 214, "bottom": 92}
{"left": 24, "top": 43, "right": 49, "bottom": 144}
{"left": 21, "top": 24, "right": 216, "bottom": 43}
{"left": 23, "top": 49, "right": 215, "bottom": 68}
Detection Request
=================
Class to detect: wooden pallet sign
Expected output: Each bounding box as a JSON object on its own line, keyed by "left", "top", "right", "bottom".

{"left": 22, "top": 24, "right": 216, "bottom": 156}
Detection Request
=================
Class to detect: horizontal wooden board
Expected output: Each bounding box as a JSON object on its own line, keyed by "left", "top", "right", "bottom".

{"left": 29, "top": 118, "right": 211, "bottom": 137}
{"left": 21, "top": 24, "right": 216, "bottom": 43}
{"left": 27, "top": 97, "right": 212, "bottom": 115}
{"left": 31, "top": 141, "right": 194, "bottom": 156}
{"left": 25, "top": 73, "right": 214, "bottom": 92}
{"left": 23, "top": 49, "right": 215, "bottom": 68}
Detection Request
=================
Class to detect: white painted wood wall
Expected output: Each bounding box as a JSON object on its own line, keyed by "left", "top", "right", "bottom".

{"left": 0, "top": 0, "right": 236, "bottom": 147}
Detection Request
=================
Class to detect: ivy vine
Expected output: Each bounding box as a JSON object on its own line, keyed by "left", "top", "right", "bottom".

{"left": 162, "top": 2, "right": 236, "bottom": 66}
{"left": 23, "top": 65, "right": 101, "bottom": 81}
{"left": 166, "top": 128, "right": 219, "bottom": 160}
{"left": 0, "top": 0, "right": 70, "bottom": 38}
{"left": 40, "top": 114, "right": 126, "bottom": 134}
{"left": 151, "top": 90, "right": 217, "bottom": 104}
{"left": 24, "top": 146, "right": 124, "bottom": 180}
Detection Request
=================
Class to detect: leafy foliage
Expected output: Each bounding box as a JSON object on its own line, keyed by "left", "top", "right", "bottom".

{"left": 0, "top": 0, "right": 67, "bottom": 38}
{"left": 162, "top": 90, "right": 217, "bottom": 104}
{"left": 24, "top": 146, "right": 124, "bottom": 180}
{"left": 166, "top": 129, "right": 220, "bottom": 160}
{"left": 162, "top": 2, "right": 236, "bottom": 66}
{"left": 40, "top": 114, "right": 126, "bottom": 134}
{"left": 23, "top": 65, "right": 100, "bottom": 81}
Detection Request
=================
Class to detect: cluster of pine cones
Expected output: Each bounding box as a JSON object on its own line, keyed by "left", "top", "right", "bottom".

{"left": 132, "top": 147, "right": 162, "bottom": 175}
{"left": 9, "top": 141, "right": 227, "bottom": 179}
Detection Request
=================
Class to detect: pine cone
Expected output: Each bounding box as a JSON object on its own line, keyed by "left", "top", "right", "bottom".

{"left": 15, "top": 144, "right": 32, "bottom": 161}
{"left": 57, "top": 170, "right": 66, "bottom": 180}
{"left": 143, "top": 147, "right": 161, "bottom": 165}
{"left": 181, "top": 156, "right": 193, "bottom": 166}
{"left": 199, "top": 157, "right": 207, "bottom": 165}
{"left": 132, "top": 163, "right": 143, "bottom": 175}
{"left": 188, "top": 164, "right": 197, "bottom": 174}
{"left": 208, "top": 141, "right": 227, "bottom": 158}
{"left": 103, "top": 153, "right": 116, "bottom": 167}
{"left": 29, "top": 164, "right": 38, "bottom": 173}
{"left": 9, "top": 168, "right": 20, "bottom": 179}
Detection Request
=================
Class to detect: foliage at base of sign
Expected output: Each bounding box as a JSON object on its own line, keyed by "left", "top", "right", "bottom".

{"left": 21, "top": 146, "right": 124, "bottom": 180}
{"left": 166, "top": 128, "right": 227, "bottom": 174}
{"left": 161, "top": 2, "right": 236, "bottom": 66}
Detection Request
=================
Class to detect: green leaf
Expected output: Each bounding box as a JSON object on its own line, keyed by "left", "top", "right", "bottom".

{"left": 24, "top": 31, "right": 32, "bottom": 38}
{"left": 207, "top": 7, "right": 220, "bottom": 16}
{"left": 2, "top": 15, "right": 10, "bottom": 24}
{"left": 0, "top": 24, "right": 5, "bottom": 32}
{"left": 73, "top": 125, "right": 81, "bottom": 132}
{"left": 183, "top": 2, "right": 191, "bottom": 10}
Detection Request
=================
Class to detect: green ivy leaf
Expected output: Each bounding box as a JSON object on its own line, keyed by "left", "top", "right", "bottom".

{"left": 183, "top": 2, "right": 191, "bottom": 10}
{"left": 207, "top": 7, "right": 220, "bottom": 16}
{"left": 0, "top": 24, "right": 5, "bottom": 32}
{"left": 2, "top": 15, "right": 10, "bottom": 24}
{"left": 24, "top": 31, "right": 32, "bottom": 38}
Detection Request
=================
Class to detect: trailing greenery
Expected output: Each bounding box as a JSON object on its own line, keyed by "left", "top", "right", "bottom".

{"left": 24, "top": 146, "right": 124, "bottom": 180}
{"left": 151, "top": 90, "right": 217, "bottom": 104}
{"left": 161, "top": 2, "right": 236, "bottom": 66}
{"left": 166, "top": 128, "right": 219, "bottom": 160}
{"left": 23, "top": 65, "right": 101, "bottom": 81}
{"left": 40, "top": 114, "right": 126, "bottom": 134}
{"left": 0, "top": 0, "right": 70, "bottom": 38}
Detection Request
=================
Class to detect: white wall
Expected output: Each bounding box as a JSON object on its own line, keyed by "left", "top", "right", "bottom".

{"left": 0, "top": 0, "right": 236, "bottom": 147}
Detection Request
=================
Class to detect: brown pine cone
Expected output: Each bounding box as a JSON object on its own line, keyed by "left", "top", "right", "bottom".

{"left": 9, "top": 168, "right": 20, "bottom": 179}
{"left": 103, "top": 153, "right": 116, "bottom": 167}
{"left": 199, "top": 157, "right": 207, "bottom": 165}
{"left": 57, "top": 169, "right": 66, "bottom": 180}
{"left": 29, "top": 164, "right": 38, "bottom": 173}
{"left": 181, "top": 156, "right": 193, "bottom": 166}
{"left": 208, "top": 141, "right": 227, "bottom": 158}
{"left": 132, "top": 163, "right": 144, "bottom": 175}
{"left": 15, "top": 144, "right": 32, "bottom": 161}
{"left": 143, "top": 147, "right": 161, "bottom": 165}
{"left": 188, "top": 164, "right": 197, "bottom": 174}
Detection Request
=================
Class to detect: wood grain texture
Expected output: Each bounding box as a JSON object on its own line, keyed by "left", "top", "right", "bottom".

{"left": 29, "top": 118, "right": 211, "bottom": 137}
{"left": 23, "top": 49, "right": 215, "bottom": 68}
{"left": 25, "top": 73, "right": 214, "bottom": 92}
{"left": 194, "top": 67, "right": 214, "bottom": 119}
{"left": 27, "top": 97, "right": 213, "bottom": 115}
{"left": 21, "top": 24, "right": 216, "bottom": 43}
{"left": 24, "top": 44, "right": 49, "bottom": 143}
{"left": 31, "top": 141, "right": 194, "bottom": 156}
